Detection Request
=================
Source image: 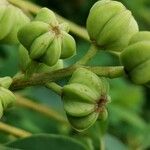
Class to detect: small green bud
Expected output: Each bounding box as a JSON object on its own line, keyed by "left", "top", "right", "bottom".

{"left": 62, "top": 68, "right": 110, "bottom": 131}
{"left": 18, "top": 8, "right": 76, "bottom": 66}
{"left": 0, "top": 87, "right": 16, "bottom": 118}
{"left": 120, "top": 31, "right": 150, "bottom": 85}
{"left": 0, "top": 77, "right": 12, "bottom": 89}
{"left": 86, "top": 0, "right": 139, "bottom": 51}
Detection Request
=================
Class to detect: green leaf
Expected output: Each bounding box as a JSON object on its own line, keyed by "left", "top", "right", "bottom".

{"left": 105, "top": 134, "right": 128, "bottom": 150}
{"left": 109, "top": 104, "right": 146, "bottom": 130}
{"left": 0, "top": 145, "right": 20, "bottom": 150}
{"left": 6, "top": 134, "right": 87, "bottom": 150}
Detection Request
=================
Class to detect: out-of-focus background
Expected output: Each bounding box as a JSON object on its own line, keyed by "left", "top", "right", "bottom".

{"left": 0, "top": 0, "right": 150, "bottom": 150}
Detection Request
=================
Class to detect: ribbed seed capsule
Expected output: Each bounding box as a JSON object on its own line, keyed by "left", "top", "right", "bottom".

{"left": 18, "top": 7, "right": 76, "bottom": 67}
{"left": 18, "top": 21, "right": 50, "bottom": 49}
{"left": 0, "top": 5, "right": 16, "bottom": 40}
{"left": 19, "top": 44, "right": 63, "bottom": 73}
{"left": 61, "top": 31, "right": 76, "bottom": 59}
{"left": 0, "top": 77, "right": 12, "bottom": 89}
{"left": 0, "top": 87, "right": 16, "bottom": 118}
{"left": 1, "top": 7, "right": 30, "bottom": 44}
{"left": 87, "top": 0, "right": 125, "bottom": 40}
{"left": 62, "top": 68, "right": 110, "bottom": 131}
{"left": 86, "top": 0, "right": 139, "bottom": 51}
{"left": 120, "top": 31, "right": 150, "bottom": 85}
{"left": 0, "top": 4, "right": 30, "bottom": 44}
{"left": 41, "top": 37, "right": 62, "bottom": 66}
{"left": 19, "top": 45, "right": 31, "bottom": 72}
{"left": 34, "top": 7, "right": 58, "bottom": 26}
{"left": 30, "top": 32, "right": 55, "bottom": 60}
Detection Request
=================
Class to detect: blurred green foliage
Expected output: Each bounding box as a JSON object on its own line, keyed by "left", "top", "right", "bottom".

{"left": 0, "top": 0, "right": 150, "bottom": 150}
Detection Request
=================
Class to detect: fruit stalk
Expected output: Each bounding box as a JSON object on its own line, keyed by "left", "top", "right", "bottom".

{"left": 10, "top": 65, "right": 124, "bottom": 91}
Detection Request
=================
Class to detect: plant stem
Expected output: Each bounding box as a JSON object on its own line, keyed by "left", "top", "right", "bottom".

{"left": 46, "top": 82, "right": 62, "bottom": 95}
{"left": 8, "top": 0, "right": 89, "bottom": 41}
{"left": 10, "top": 65, "right": 76, "bottom": 90}
{"left": 10, "top": 65, "right": 124, "bottom": 90}
{"left": 0, "top": 122, "right": 31, "bottom": 138}
{"left": 85, "top": 66, "right": 124, "bottom": 78}
{"left": 100, "top": 137, "right": 105, "bottom": 150}
{"left": 15, "top": 94, "right": 68, "bottom": 125}
{"left": 76, "top": 45, "right": 98, "bottom": 65}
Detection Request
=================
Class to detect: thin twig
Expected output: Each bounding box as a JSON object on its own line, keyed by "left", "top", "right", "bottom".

{"left": 15, "top": 94, "right": 68, "bottom": 125}
{"left": 76, "top": 45, "right": 98, "bottom": 65}
{"left": 10, "top": 65, "right": 124, "bottom": 90}
{"left": 46, "top": 82, "right": 62, "bottom": 96}
{"left": 0, "top": 121, "right": 31, "bottom": 138}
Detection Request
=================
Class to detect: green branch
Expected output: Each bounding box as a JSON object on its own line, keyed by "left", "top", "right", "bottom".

{"left": 10, "top": 65, "right": 124, "bottom": 90}
{"left": 76, "top": 45, "right": 98, "bottom": 65}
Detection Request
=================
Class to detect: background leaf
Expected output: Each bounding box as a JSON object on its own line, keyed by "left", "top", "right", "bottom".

{"left": 6, "top": 134, "right": 87, "bottom": 150}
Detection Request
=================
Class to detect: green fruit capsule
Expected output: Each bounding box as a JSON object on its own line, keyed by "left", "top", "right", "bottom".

{"left": 0, "top": 87, "right": 16, "bottom": 118}
{"left": 86, "top": 0, "right": 138, "bottom": 51}
{"left": 60, "top": 31, "right": 76, "bottom": 59}
{"left": 0, "top": 4, "right": 30, "bottom": 44}
{"left": 1, "top": 7, "right": 30, "bottom": 44}
{"left": 62, "top": 68, "right": 110, "bottom": 131}
{"left": 0, "top": 77, "right": 12, "bottom": 89}
{"left": 18, "top": 21, "right": 50, "bottom": 49}
{"left": 41, "top": 37, "right": 62, "bottom": 66}
{"left": 67, "top": 112, "right": 99, "bottom": 132}
{"left": 34, "top": 7, "right": 58, "bottom": 27}
{"left": 19, "top": 44, "right": 64, "bottom": 73}
{"left": 18, "top": 7, "right": 76, "bottom": 67}
{"left": 19, "top": 45, "right": 31, "bottom": 72}
{"left": 30, "top": 32, "right": 55, "bottom": 60}
{"left": 120, "top": 31, "right": 150, "bottom": 85}
{"left": 0, "top": 5, "right": 16, "bottom": 40}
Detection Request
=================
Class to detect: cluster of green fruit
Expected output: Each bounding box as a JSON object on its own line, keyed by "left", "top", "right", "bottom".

{"left": 0, "top": 0, "right": 149, "bottom": 131}
{"left": 87, "top": 0, "right": 150, "bottom": 86}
